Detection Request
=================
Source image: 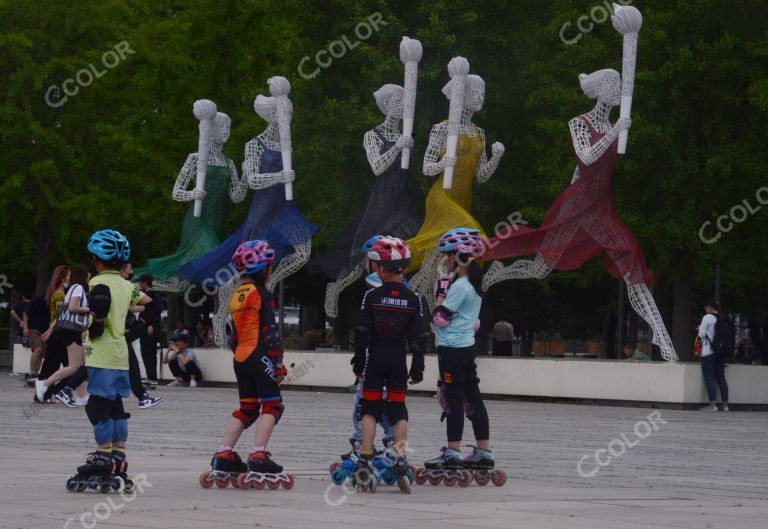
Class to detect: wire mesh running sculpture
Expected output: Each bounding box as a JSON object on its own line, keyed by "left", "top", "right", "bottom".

{"left": 310, "top": 83, "right": 421, "bottom": 317}
{"left": 481, "top": 65, "right": 677, "bottom": 361}
{"left": 406, "top": 57, "right": 505, "bottom": 309}
{"left": 135, "top": 100, "right": 247, "bottom": 293}
{"left": 178, "top": 78, "right": 317, "bottom": 346}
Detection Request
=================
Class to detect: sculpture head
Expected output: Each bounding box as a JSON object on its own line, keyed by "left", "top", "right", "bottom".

{"left": 579, "top": 69, "right": 621, "bottom": 106}
{"left": 212, "top": 112, "right": 231, "bottom": 143}
{"left": 373, "top": 84, "right": 404, "bottom": 119}
{"left": 254, "top": 95, "right": 277, "bottom": 124}
{"left": 464, "top": 74, "right": 485, "bottom": 112}
{"left": 441, "top": 74, "right": 485, "bottom": 112}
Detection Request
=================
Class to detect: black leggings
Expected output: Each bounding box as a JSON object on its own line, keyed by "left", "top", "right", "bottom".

{"left": 437, "top": 345, "right": 489, "bottom": 443}
{"left": 168, "top": 358, "right": 203, "bottom": 382}
{"left": 38, "top": 331, "right": 68, "bottom": 398}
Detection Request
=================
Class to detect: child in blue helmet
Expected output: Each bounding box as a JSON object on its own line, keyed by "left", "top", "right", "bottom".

{"left": 67, "top": 230, "right": 154, "bottom": 491}
{"left": 345, "top": 236, "right": 394, "bottom": 456}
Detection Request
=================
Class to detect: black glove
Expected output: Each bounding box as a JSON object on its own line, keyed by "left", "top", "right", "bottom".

{"left": 352, "top": 350, "right": 366, "bottom": 377}
{"left": 409, "top": 353, "right": 425, "bottom": 383}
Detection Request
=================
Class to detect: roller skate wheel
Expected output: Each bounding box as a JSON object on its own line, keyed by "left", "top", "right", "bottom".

{"left": 65, "top": 477, "right": 78, "bottom": 492}
{"left": 266, "top": 478, "right": 280, "bottom": 490}
{"left": 77, "top": 483, "right": 87, "bottom": 492}
{"left": 199, "top": 472, "right": 215, "bottom": 489}
{"left": 215, "top": 476, "right": 229, "bottom": 488}
{"left": 329, "top": 462, "right": 340, "bottom": 473}
{"left": 331, "top": 469, "right": 347, "bottom": 485}
{"left": 414, "top": 468, "right": 428, "bottom": 485}
{"left": 474, "top": 472, "right": 491, "bottom": 486}
{"left": 99, "top": 482, "right": 111, "bottom": 494}
{"left": 231, "top": 475, "right": 241, "bottom": 488}
{"left": 427, "top": 473, "right": 443, "bottom": 486}
{"left": 397, "top": 476, "right": 412, "bottom": 494}
{"left": 124, "top": 479, "right": 135, "bottom": 493}
{"left": 236, "top": 474, "right": 249, "bottom": 490}
{"left": 111, "top": 476, "right": 126, "bottom": 493}
{"left": 369, "top": 475, "right": 377, "bottom": 493}
{"left": 443, "top": 475, "right": 457, "bottom": 487}
{"left": 458, "top": 470, "right": 473, "bottom": 487}
{"left": 281, "top": 475, "right": 295, "bottom": 490}
{"left": 252, "top": 478, "right": 266, "bottom": 490}
{"left": 491, "top": 469, "right": 507, "bottom": 487}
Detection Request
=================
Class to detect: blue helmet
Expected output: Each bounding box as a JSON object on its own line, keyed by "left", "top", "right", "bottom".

{"left": 87, "top": 229, "right": 131, "bottom": 262}
{"left": 361, "top": 235, "right": 384, "bottom": 254}
{"left": 437, "top": 227, "right": 482, "bottom": 254}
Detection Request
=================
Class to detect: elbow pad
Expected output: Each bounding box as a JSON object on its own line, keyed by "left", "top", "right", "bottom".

{"left": 432, "top": 306, "right": 455, "bottom": 328}
{"left": 89, "top": 284, "right": 111, "bottom": 320}
{"left": 474, "top": 318, "right": 481, "bottom": 332}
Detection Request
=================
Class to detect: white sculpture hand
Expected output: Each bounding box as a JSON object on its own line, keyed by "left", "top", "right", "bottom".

{"left": 396, "top": 135, "right": 414, "bottom": 149}
{"left": 491, "top": 142, "right": 505, "bottom": 157}
{"left": 618, "top": 117, "right": 632, "bottom": 131}
{"left": 441, "top": 155, "right": 457, "bottom": 170}
{"left": 191, "top": 188, "right": 207, "bottom": 201}
{"left": 281, "top": 169, "right": 296, "bottom": 183}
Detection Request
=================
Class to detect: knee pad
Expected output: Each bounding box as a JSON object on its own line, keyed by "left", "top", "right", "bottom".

{"left": 85, "top": 395, "right": 112, "bottom": 426}
{"left": 113, "top": 419, "right": 128, "bottom": 443}
{"left": 232, "top": 400, "right": 260, "bottom": 429}
{"left": 384, "top": 401, "right": 408, "bottom": 424}
{"left": 110, "top": 398, "right": 131, "bottom": 421}
{"left": 261, "top": 397, "right": 285, "bottom": 425}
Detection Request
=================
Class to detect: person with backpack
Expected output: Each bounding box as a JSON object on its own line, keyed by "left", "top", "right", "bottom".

{"left": 698, "top": 298, "right": 731, "bottom": 412}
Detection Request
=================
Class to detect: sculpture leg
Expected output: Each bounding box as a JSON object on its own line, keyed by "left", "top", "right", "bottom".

{"left": 324, "top": 264, "right": 364, "bottom": 319}
{"left": 584, "top": 217, "right": 678, "bottom": 362}
{"left": 625, "top": 277, "right": 678, "bottom": 362}
{"left": 213, "top": 275, "right": 240, "bottom": 348}
{"left": 408, "top": 250, "right": 444, "bottom": 312}
{"left": 267, "top": 240, "right": 312, "bottom": 292}
{"left": 481, "top": 222, "right": 579, "bottom": 291}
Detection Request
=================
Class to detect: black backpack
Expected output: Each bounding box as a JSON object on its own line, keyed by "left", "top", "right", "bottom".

{"left": 708, "top": 317, "right": 736, "bottom": 359}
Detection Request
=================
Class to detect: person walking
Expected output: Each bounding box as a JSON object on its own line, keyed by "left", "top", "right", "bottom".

{"left": 492, "top": 316, "right": 514, "bottom": 356}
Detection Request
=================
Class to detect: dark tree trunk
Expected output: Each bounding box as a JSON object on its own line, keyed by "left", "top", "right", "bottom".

{"left": 33, "top": 220, "right": 52, "bottom": 295}
{"left": 672, "top": 276, "right": 694, "bottom": 361}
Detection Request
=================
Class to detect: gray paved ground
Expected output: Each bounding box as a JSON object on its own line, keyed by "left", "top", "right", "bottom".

{"left": 1, "top": 371, "right": 767, "bottom": 529}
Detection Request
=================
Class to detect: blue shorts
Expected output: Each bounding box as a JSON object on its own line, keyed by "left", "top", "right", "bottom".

{"left": 87, "top": 367, "right": 131, "bottom": 400}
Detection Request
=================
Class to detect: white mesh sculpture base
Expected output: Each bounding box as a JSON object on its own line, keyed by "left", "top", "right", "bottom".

{"left": 324, "top": 264, "right": 364, "bottom": 318}
{"left": 267, "top": 240, "right": 312, "bottom": 292}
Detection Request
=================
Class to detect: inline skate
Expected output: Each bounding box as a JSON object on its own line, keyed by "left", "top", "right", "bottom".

{"left": 462, "top": 446, "right": 507, "bottom": 486}
{"left": 352, "top": 452, "right": 378, "bottom": 493}
{"left": 199, "top": 450, "right": 248, "bottom": 489}
{"left": 414, "top": 447, "right": 472, "bottom": 487}
{"left": 65, "top": 451, "right": 125, "bottom": 493}
{"left": 236, "top": 451, "right": 294, "bottom": 490}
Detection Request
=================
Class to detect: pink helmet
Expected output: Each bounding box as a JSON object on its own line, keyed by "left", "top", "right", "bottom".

{"left": 232, "top": 240, "right": 276, "bottom": 275}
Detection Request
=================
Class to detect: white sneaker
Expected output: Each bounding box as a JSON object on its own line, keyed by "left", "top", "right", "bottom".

{"left": 700, "top": 403, "right": 719, "bottom": 412}
{"left": 190, "top": 379, "right": 198, "bottom": 387}
{"left": 35, "top": 379, "right": 48, "bottom": 402}
{"left": 167, "top": 379, "right": 182, "bottom": 387}
{"left": 74, "top": 394, "right": 89, "bottom": 406}
{"left": 720, "top": 404, "right": 730, "bottom": 412}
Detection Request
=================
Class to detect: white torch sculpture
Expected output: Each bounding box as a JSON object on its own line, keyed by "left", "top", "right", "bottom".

{"left": 443, "top": 56, "right": 470, "bottom": 189}
{"left": 612, "top": 4, "right": 643, "bottom": 154}
{"left": 268, "top": 76, "right": 294, "bottom": 200}
{"left": 399, "top": 36, "right": 422, "bottom": 170}
{"left": 192, "top": 99, "right": 217, "bottom": 217}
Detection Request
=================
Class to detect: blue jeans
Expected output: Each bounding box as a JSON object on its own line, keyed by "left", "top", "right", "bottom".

{"left": 701, "top": 355, "right": 729, "bottom": 403}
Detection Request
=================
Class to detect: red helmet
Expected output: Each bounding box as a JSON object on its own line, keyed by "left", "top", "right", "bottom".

{"left": 368, "top": 236, "right": 411, "bottom": 271}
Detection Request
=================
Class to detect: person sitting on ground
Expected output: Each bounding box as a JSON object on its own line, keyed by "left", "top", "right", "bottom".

{"left": 165, "top": 334, "right": 203, "bottom": 387}
{"left": 623, "top": 342, "right": 651, "bottom": 361}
